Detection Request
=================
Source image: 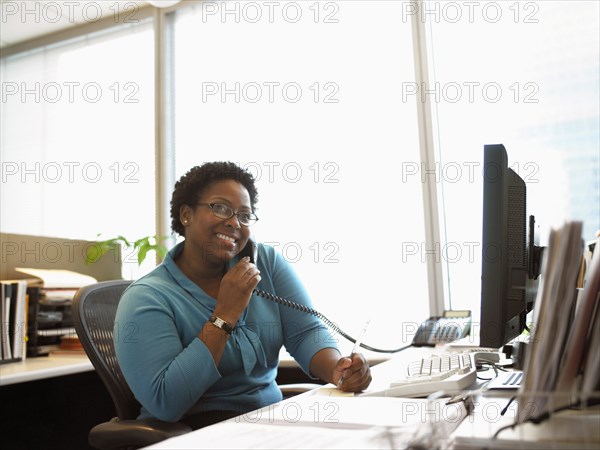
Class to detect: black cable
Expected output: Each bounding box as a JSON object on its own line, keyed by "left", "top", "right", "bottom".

{"left": 254, "top": 288, "right": 413, "bottom": 354}
{"left": 475, "top": 361, "right": 498, "bottom": 378}
{"left": 500, "top": 396, "right": 516, "bottom": 416}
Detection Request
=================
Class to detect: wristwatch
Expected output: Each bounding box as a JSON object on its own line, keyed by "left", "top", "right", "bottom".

{"left": 209, "top": 315, "right": 234, "bottom": 335}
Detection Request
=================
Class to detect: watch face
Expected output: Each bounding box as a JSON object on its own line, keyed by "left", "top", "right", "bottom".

{"left": 210, "top": 316, "right": 232, "bottom": 334}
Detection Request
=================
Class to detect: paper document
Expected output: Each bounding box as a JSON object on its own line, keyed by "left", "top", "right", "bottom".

{"left": 518, "top": 222, "right": 600, "bottom": 420}
{"left": 15, "top": 268, "right": 97, "bottom": 289}
{"left": 257, "top": 394, "right": 462, "bottom": 428}
{"left": 146, "top": 392, "right": 471, "bottom": 449}
{"left": 147, "top": 421, "right": 403, "bottom": 449}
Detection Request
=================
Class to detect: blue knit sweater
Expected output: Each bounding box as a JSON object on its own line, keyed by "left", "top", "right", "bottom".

{"left": 114, "top": 241, "right": 337, "bottom": 422}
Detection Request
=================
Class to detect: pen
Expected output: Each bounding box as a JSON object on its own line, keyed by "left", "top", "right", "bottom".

{"left": 338, "top": 319, "right": 371, "bottom": 386}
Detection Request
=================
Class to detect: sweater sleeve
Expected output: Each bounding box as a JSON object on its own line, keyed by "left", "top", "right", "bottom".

{"left": 114, "top": 284, "right": 221, "bottom": 422}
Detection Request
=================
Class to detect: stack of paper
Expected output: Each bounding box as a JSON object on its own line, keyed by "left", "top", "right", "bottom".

{"left": 12, "top": 268, "right": 97, "bottom": 355}
{"left": 16, "top": 267, "right": 96, "bottom": 288}
{"left": 519, "top": 223, "right": 600, "bottom": 421}
{"left": 148, "top": 392, "right": 471, "bottom": 449}
{"left": 15, "top": 268, "right": 97, "bottom": 304}
{"left": 578, "top": 238, "right": 600, "bottom": 400}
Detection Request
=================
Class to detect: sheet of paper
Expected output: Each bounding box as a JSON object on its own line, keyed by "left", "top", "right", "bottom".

{"left": 315, "top": 387, "right": 355, "bottom": 397}
{"left": 145, "top": 395, "right": 471, "bottom": 449}
{"left": 235, "top": 392, "right": 469, "bottom": 430}
{"left": 14, "top": 268, "right": 97, "bottom": 289}
{"left": 146, "top": 421, "right": 412, "bottom": 449}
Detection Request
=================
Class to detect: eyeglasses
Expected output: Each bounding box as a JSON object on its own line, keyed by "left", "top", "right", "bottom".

{"left": 196, "top": 203, "right": 259, "bottom": 227}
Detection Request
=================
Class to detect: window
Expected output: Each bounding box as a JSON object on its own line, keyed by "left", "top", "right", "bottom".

{"left": 425, "top": 1, "right": 600, "bottom": 319}
{"left": 171, "top": 1, "right": 429, "bottom": 348}
{"left": 4, "top": 1, "right": 595, "bottom": 347}
{"left": 1, "top": 20, "right": 155, "bottom": 276}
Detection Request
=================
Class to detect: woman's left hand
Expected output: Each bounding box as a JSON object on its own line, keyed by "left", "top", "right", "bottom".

{"left": 334, "top": 353, "right": 372, "bottom": 392}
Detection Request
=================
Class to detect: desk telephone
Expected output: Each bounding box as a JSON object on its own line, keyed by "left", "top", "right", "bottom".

{"left": 411, "top": 310, "right": 471, "bottom": 347}
{"left": 240, "top": 239, "right": 470, "bottom": 353}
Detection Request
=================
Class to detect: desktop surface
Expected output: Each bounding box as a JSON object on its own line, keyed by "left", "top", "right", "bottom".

{"left": 143, "top": 346, "right": 488, "bottom": 449}
{"left": 0, "top": 353, "right": 93, "bottom": 386}
{"left": 143, "top": 344, "right": 598, "bottom": 450}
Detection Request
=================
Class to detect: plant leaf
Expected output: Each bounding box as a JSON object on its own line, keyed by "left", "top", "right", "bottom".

{"left": 86, "top": 234, "right": 170, "bottom": 266}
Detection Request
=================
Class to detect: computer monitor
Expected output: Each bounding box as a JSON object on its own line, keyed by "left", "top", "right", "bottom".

{"left": 479, "top": 144, "right": 542, "bottom": 349}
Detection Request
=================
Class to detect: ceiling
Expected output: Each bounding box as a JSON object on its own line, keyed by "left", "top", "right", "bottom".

{"left": 0, "top": 1, "right": 152, "bottom": 49}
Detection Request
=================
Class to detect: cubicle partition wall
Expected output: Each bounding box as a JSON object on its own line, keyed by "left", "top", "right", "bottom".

{"left": 0, "top": 234, "right": 123, "bottom": 448}
{"left": 0, "top": 233, "right": 122, "bottom": 282}
{"left": 1, "top": 233, "right": 122, "bottom": 357}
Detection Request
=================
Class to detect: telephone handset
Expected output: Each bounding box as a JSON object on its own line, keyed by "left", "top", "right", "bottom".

{"left": 238, "top": 237, "right": 259, "bottom": 264}
{"left": 412, "top": 310, "right": 472, "bottom": 347}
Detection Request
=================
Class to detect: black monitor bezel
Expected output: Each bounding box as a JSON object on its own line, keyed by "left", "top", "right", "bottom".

{"left": 480, "top": 144, "right": 529, "bottom": 349}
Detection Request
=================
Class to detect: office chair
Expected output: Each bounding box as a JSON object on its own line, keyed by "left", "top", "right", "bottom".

{"left": 73, "top": 280, "right": 321, "bottom": 450}
{"left": 72, "top": 280, "right": 191, "bottom": 450}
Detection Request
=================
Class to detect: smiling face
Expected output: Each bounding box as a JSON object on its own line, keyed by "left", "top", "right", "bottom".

{"left": 180, "top": 179, "right": 253, "bottom": 266}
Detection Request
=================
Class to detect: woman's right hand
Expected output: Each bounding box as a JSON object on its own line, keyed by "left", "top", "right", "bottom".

{"left": 214, "top": 256, "right": 261, "bottom": 324}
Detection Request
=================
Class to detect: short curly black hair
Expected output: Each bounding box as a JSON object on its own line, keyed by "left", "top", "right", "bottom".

{"left": 170, "top": 162, "right": 259, "bottom": 237}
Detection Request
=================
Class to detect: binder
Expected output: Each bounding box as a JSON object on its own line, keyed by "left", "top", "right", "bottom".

{"left": 0, "top": 280, "right": 28, "bottom": 364}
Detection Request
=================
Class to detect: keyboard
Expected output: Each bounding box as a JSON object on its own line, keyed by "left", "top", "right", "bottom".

{"left": 361, "top": 351, "right": 500, "bottom": 398}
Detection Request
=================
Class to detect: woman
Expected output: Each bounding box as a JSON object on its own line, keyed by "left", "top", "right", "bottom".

{"left": 115, "top": 161, "right": 371, "bottom": 428}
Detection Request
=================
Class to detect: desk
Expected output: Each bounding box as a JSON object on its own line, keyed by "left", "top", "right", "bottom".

{"left": 0, "top": 349, "right": 351, "bottom": 386}
{"left": 0, "top": 351, "right": 352, "bottom": 450}
{"left": 146, "top": 346, "right": 457, "bottom": 449}
{"left": 0, "top": 353, "right": 93, "bottom": 386}
{"left": 144, "top": 346, "right": 600, "bottom": 450}
{"left": 452, "top": 394, "right": 600, "bottom": 449}
{"left": 0, "top": 355, "right": 114, "bottom": 450}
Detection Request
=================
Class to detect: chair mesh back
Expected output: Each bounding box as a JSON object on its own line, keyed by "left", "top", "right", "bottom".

{"left": 72, "top": 280, "right": 140, "bottom": 420}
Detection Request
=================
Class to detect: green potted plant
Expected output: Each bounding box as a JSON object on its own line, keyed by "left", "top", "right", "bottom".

{"left": 85, "top": 235, "right": 170, "bottom": 268}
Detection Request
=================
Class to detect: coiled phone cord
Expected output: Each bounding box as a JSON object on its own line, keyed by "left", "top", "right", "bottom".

{"left": 253, "top": 288, "right": 412, "bottom": 354}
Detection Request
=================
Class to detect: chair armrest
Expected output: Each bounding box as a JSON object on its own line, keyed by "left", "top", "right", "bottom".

{"left": 89, "top": 417, "right": 191, "bottom": 450}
